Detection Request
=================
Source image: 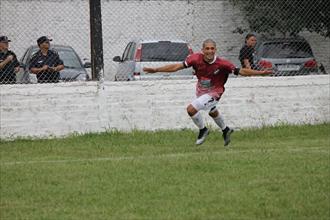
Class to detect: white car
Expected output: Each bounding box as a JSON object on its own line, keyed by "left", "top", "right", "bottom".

{"left": 113, "top": 40, "right": 194, "bottom": 81}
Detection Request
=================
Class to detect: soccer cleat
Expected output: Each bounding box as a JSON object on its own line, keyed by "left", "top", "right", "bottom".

{"left": 195, "top": 127, "right": 209, "bottom": 145}
{"left": 222, "top": 127, "right": 234, "bottom": 146}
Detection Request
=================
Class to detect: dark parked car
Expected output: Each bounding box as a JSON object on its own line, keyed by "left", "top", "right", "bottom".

{"left": 18, "top": 45, "right": 91, "bottom": 83}
{"left": 113, "top": 39, "right": 194, "bottom": 81}
{"left": 254, "top": 37, "right": 319, "bottom": 76}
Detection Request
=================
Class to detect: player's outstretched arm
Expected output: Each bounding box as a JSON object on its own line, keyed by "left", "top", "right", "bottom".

{"left": 239, "top": 68, "right": 272, "bottom": 76}
{"left": 143, "top": 63, "right": 185, "bottom": 74}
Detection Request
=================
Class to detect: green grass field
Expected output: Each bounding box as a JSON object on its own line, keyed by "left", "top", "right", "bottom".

{"left": 1, "top": 124, "right": 329, "bottom": 220}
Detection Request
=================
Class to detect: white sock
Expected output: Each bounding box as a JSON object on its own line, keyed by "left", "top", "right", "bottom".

{"left": 191, "top": 112, "right": 205, "bottom": 129}
{"left": 212, "top": 114, "right": 226, "bottom": 130}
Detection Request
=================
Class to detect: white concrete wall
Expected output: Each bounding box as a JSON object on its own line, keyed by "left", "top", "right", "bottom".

{"left": 1, "top": 75, "right": 329, "bottom": 139}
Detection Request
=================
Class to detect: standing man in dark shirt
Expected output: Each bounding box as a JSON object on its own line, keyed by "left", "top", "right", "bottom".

{"left": 239, "top": 33, "right": 257, "bottom": 69}
{"left": 0, "top": 36, "right": 20, "bottom": 84}
{"left": 29, "top": 36, "right": 64, "bottom": 83}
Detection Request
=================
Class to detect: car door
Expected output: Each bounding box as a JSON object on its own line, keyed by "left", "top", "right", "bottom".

{"left": 115, "top": 42, "right": 136, "bottom": 81}
{"left": 17, "top": 47, "right": 33, "bottom": 83}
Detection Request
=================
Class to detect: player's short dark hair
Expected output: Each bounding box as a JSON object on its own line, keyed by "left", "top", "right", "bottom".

{"left": 202, "top": 39, "right": 216, "bottom": 48}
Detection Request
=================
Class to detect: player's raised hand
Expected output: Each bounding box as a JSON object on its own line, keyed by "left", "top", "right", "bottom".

{"left": 143, "top": 67, "right": 157, "bottom": 74}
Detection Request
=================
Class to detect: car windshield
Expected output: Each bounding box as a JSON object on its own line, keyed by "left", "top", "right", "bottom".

{"left": 260, "top": 41, "right": 313, "bottom": 58}
{"left": 31, "top": 48, "right": 82, "bottom": 68}
{"left": 141, "top": 42, "right": 189, "bottom": 62}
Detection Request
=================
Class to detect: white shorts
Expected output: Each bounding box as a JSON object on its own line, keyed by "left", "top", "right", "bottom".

{"left": 191, "top": 94, "right": 218, "bottom": 112}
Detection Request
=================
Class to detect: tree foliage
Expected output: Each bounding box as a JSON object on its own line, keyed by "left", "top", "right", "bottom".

{"left": 230, "top": 0, "right": 330, "bottom": 38}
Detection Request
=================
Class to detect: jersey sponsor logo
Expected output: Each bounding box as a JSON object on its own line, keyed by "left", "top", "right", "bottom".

{"left": 200, "top": 79, "right": 212, "bottom": 88}
{"left": 213, "top": 69, "right": 220, "bottom": 75}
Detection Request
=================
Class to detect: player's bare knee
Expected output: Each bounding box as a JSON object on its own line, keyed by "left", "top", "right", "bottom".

{"left": 208, "top": 107, "right": 219, "bottom": 118}
{"left": 187, "top": 104, "right": 198, "bottom": 117}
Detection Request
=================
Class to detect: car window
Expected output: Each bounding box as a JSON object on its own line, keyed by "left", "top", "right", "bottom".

{"left": 31, "top": 47, "right": 39, "bottom": 53}
{"left": 122, "top": 42, "right": 132, "bottom": 61}
{"left": 26, "top": 48, "right": 40, "bottom": 66}
{"left": 128, "top": 42, "right": 136, "bottom": 60}
{"left": 141, "top": 42, "right": 189, "bottom": 62}
{"left": 30, "top": 48, "right": 39, "bottom": 59}
{"left": 57, "top": 50, "right": 82, "bottom": 68}
{"left": 21, "top": 49, "right": 30, "bottom": 64}
{"left": 260, "top": 41, "right": 313, "bottom": 58}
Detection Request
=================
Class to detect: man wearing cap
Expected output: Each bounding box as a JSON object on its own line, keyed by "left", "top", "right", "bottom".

{"left": 0, "top": 36, "right": 20, "bottom": 84}
{"left": 29, "top": 36, "right": 64, "bottom": 83}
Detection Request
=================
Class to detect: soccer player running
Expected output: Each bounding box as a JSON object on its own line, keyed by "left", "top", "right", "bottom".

{"left": 143, "top": 39, "right": 272, "bottom": 146}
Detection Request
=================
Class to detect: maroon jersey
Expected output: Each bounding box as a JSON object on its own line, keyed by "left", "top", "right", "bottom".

{"left": 184, "top": 53, "right": 236, "bottom": 99}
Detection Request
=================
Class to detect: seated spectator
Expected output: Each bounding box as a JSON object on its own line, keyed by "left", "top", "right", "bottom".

{"left": 0, "top": 36, "right": 20, "bottom": 84}
{"left": 29, "top": 36, "right": 64, "bottom": 83}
